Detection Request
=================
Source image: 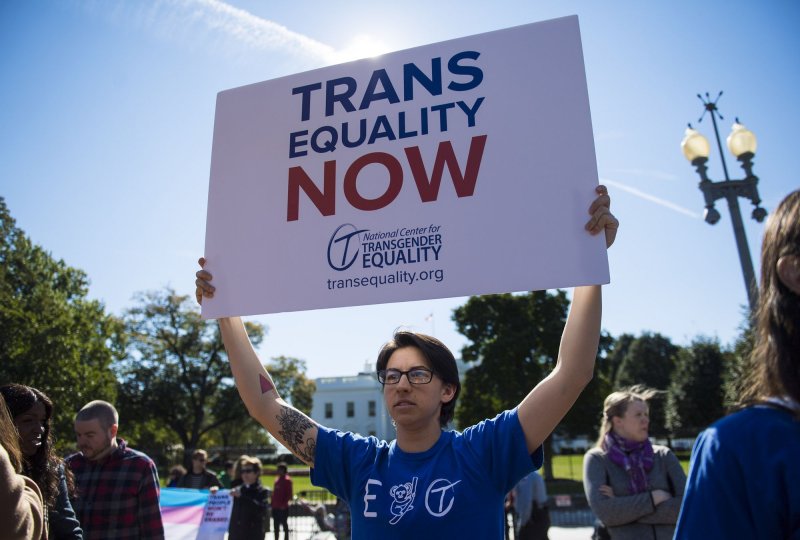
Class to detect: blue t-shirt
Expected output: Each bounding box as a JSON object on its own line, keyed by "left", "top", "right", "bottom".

{"left": 675, "top": 405, "right": 800, "bottom": 539}
{"left": 311, "top": 409, "right": 543, "bottom": 539}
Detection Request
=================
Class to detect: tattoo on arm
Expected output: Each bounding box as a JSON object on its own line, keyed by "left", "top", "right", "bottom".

{"left": 259, "top": 374, "right": 274, "bottom": 394}
{"left": 277, "top": 408, "right": 316, "bottom": 463}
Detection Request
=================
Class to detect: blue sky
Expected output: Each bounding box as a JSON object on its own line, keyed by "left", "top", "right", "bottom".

{"left": 2, "top": 0, "right": 798, "bottom": 378}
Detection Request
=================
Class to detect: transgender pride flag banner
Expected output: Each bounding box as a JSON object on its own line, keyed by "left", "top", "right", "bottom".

{"left": 161, "top": 488, "right": 232, "bottom": 540}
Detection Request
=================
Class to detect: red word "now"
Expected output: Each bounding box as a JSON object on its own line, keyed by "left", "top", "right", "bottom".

{"left": 287, "top": 135, "right": 487, "bottom": 221}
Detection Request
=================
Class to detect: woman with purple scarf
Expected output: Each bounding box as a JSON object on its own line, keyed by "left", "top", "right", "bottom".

{"left": 583, "top": 386, "right": 686, "bottom": 540}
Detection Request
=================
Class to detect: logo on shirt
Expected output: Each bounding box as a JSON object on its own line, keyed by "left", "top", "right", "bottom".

{"left": 388, "top": 477, "right": 418, "bottom": 524}
{"left": 425, "top": 478, "right": 462, "bottom": 517}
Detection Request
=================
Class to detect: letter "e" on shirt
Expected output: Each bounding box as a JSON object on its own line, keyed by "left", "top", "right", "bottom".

{"left": 364, "top": 479, "right": 382, "bottom": 517}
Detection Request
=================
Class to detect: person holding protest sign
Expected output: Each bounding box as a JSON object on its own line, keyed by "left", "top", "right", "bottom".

{"left": 228, "top": 456, "right": 270, "bottom": 540}
{"left": 176, "top": 449, "right": 221, "bottom": 491}
{"left": 195, "top": 185, "right": 618, "bottom": 539}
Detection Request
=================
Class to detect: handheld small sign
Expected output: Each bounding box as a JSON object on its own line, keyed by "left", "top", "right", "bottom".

{"left": 202, "top": 15, "right": 607, "bottom": 319}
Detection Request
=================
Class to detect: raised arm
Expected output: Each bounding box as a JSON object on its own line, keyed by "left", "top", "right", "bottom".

{"left": 517, "top": 185, "right": 618, "bottom": 452}
{"left": 196, "top": 260, "right": 319, "bottom": 466}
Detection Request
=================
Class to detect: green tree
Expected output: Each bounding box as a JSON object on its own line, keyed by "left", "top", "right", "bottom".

{"left": 570, "top": 333, "right": 638, "bottom": 445}
{"left": 725, "top": 315, "right": 755, "bottom": 410}
{"left": 0, "top": 197, "right": 119, "bottom": 449}
{"left": 452, "top": 291, "right": 569, "bottom": 479}
{"left": 613, "top": 332, "right": 679, "bottom": 439}
{"left": 600, "top": 333, "right": 635, "bottom": 390}
{"left": 115, "top": 289, "right": 265, "bottom": 465}
{"left": 453, "top": 291, "right": 567, "bottom": 423}
{"left": 558, "top": 331, "right": 615, "bottom": 443}
{"left": 265, "top": 356, "right": 316, "bottom": 415}
{"left": 207, "top": 385, "right": 275, "bottom": 460}
{"left": 666, "top": 338, "right": 728, "bottom": 438}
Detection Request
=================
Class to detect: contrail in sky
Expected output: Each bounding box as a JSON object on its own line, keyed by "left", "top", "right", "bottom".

{"left": 174, "top": 0, "right": 338, "bottom": 62}
{"left": 601, "top": 178, "right": 701, "bottom": 219}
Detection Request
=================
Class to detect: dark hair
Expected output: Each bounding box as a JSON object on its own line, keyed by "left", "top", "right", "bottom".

{"left": 0, "top": 394, "right": 23, "bottom": 472}
{"left": 0, "top": 384, "right": 62, "bottom": 507}
{"left": 376, "top": 331, "right": 461, "bottom": 428}
{"left": 75, "top": 400, "right": 119, "bottom": 429}
{"left": 742, "top": 190, "right": 800, "bottom": 413}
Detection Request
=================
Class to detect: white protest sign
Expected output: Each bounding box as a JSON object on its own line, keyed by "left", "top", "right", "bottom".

{"left": 194, "top": 490, "right": 232, "bottom": 540}
{"left": 202, "top": 15, "right": 607, "bottom": 319}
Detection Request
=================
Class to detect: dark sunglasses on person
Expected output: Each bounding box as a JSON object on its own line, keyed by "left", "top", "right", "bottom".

{"left": 377, "top": 367, "right": 434, "bottom": 385}
{"left": 241, "top": 468, "right": 257, "bottom": 474}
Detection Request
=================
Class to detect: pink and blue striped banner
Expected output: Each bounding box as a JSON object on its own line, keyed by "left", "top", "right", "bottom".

{"left": 161, "top": 487, "right": 231, "bottom": 540}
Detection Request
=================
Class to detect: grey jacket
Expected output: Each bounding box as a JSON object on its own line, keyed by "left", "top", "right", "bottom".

{"left": 583, "top": 444, "right": 686, "bottom": 540}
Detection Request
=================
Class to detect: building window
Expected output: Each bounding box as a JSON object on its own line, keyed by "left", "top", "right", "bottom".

{"left": 325, "top": 403, "right": 333, "bottom": 419}
{"left": 368, "top": 400, "right": 376, "bottom": 417}
{"left": 347, "top": 401, "right": 355, "bottom": 418}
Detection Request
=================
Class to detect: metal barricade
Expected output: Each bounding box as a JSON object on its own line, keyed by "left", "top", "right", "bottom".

{"left": 506, "top": 494, "right": 597, "bottom": 539}
{"left": 287, "top": 490, "right": 350, "bottom": 539}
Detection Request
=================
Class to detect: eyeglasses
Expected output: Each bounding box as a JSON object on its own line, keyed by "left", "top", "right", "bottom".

{"left": 193, "top": 457, "right": 206, "bottom": 462}
{"left": 240, "top": 468, "right": 257, "bottom": 474}
{"left": 377, "top": 367, "right": 434, "bottom": 385}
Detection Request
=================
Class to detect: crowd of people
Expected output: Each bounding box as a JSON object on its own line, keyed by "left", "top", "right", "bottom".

{"left": 1, "top": 187, "right": 797, "bottom": 539}
{"left": 0, "top": 385, "right": 296, "bottom": 540}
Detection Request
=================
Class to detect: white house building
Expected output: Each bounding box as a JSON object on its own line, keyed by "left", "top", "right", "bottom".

{"left": 310, "top": 366, "right": 395, "bottom": 441}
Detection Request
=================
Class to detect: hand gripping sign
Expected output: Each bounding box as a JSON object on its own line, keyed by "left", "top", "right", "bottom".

{"left": 202, "top": 15, "right": 608, "bottom": 319}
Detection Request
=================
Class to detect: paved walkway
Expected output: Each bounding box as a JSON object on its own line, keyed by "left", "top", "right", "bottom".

{"left": 549, "top": 526, "right": 594, "bottom": 539}
{"left": 286, "top": 516, "right": 595, "bottom": 539}
{"left": 297, "top": 526, "right": 595, "bottom": 539}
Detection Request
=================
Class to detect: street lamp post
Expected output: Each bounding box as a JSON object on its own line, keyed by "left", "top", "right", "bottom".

{"left": 680, "top": 92, "right": 767, "bottom": 312}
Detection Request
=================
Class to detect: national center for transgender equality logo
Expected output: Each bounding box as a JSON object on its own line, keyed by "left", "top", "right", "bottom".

{"left": 326, "top": 223, "right": 444, "bottom": 272}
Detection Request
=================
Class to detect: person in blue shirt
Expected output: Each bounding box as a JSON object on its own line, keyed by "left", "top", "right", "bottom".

{"left": 512, "top": 470, "right": 550, "bottom": 540}
{"left": 195, "top": 185, "right": 618, "bottom": 539}
{"left": 675, "top": 189, "right": 800, "bottom": 539}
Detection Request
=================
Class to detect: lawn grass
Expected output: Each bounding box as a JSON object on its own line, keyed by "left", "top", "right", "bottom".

{"left": 163, "top": 456, "right": 691, "bottom": 497}
{"left": 551, "top": 454, "right": 585, "bottom": 481}
{"left": 260, "top": 472, "right": 317, "bottom": 494}
{"left": 267, "top": 456, "right": 692, "bottom": 496}
{"left": 549, "top": 453, "right": 690, "bottom": 483}
{"left": 161, "top": 469, "right": 320, "bottom": 494}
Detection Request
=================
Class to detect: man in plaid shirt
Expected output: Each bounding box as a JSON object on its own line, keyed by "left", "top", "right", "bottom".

{"left": 66, "top": 400, "right": 164, "bottom": 539}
